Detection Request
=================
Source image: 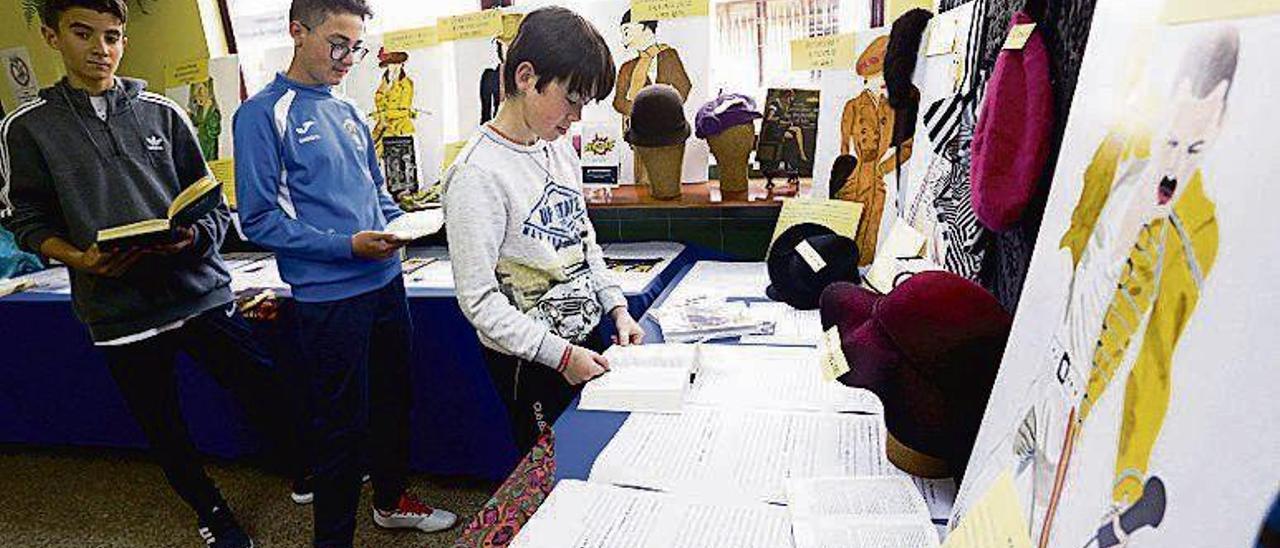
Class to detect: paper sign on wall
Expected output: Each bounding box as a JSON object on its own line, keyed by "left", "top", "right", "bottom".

{"left": 209, "top": 159, "right": 237, "bottom": 209}
{"left": 166, "top": 58, "right": 211, "bottom": 89}
{"left": 1, "top": 47, "right": 40, "bottom": 107}
{"left": 887, "top": 0, "right": 936, "bottom": 21}
{"left": 1159, "top": 0, "right": 1280, "bottom": 24}
{"left": 630, "top": 0, "right": 711, "bottom": 21}
{"left": 941, "top": 470, "right": 1032, "bottom": 548}
{"left": 790, "top": 33, "right": 857, "bottom": 71}
{"left": 771, "top": 198, "right": 863, "bottom": 246}
{"left": 1002, "top": 23, "right": 1037, "bottom": 50}
{"left": 385, "top": 26, "right": 439, "bottom": 51}
{"left": 440, "top": 10, "right": 504, "bottom": 42}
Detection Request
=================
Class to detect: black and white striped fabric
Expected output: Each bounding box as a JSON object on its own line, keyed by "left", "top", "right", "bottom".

{"left": 908, "top": 106, "right": 987, "bottom": 281}
{"left": 922, "top": 94, "right": 967, "bottom": 156}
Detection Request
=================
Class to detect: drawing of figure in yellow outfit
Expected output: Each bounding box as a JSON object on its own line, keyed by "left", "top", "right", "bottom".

{"left": 373, "top": 48, "right": 415, "bottom": 157}
{"left": 1035, "top": 27, "right": 1236, "bottom": 547}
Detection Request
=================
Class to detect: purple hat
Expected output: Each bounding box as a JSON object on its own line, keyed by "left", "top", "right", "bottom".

{"left": 694, "top": 93, "right": 763, "bottom": 139}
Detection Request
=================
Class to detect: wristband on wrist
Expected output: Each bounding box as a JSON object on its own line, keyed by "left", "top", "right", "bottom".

{"left": 557, "top": 346, "right": 573, "bottom": 373}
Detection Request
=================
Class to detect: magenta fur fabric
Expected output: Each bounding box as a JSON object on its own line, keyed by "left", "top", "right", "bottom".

{"left": 969, "top": 11, "right": 1054, "bottom": 233}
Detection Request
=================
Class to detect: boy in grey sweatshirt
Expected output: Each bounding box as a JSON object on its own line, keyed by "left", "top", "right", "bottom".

{"left": 0, "top": 3, "right": 300, "bottom": 546}
{"left": 445, "top": 7, "right": 646, "bottom": 456}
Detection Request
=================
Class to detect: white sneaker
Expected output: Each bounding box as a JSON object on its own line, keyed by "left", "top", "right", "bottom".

{"left": 372, "top": 493, "right": 458, "bottom": 533}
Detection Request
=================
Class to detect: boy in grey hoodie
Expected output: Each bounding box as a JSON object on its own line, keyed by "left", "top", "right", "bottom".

{"left": 0, "top": 2, "right": 301, "bottom": 546}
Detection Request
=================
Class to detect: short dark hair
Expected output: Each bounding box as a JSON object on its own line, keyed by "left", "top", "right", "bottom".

{"left": 503, "top": 6, "right": 616, "bottom": 102}
{"left": 1176, "top": 26, "right": 1239, "bottom": 104}
{"left": 620, "top": 10, "right": 658, "bottom": 33}
{"left": 40, "top": 0, "right": 128, "bottom": 28}
{"left": 288, "top": 0, "right": 373, "bottom": 28}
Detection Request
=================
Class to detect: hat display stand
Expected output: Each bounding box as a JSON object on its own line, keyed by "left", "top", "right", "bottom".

{"left": 706, "top": 124, "right": 754, "bottom": 193}
{"left": 887, "top": 431, "right": 952, "bottom": 478}
{"left": 634, "top": 143, "right": 686, "bottom": 200}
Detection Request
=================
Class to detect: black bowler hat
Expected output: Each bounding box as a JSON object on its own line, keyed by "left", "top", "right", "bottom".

{"left": 766, "top": 223, "right": 860, "bottom": 310}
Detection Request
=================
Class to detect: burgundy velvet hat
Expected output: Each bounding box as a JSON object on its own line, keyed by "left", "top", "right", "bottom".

{"left": 969, "top": 11, "right": 1054, "bottom": 233}
{"left": 819, "top": 272, "right": 1012, "bottom": 478}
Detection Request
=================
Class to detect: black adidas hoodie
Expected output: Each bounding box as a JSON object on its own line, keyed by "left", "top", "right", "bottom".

{"left": 0, "top": 77, "right": 232, "bottom": 342}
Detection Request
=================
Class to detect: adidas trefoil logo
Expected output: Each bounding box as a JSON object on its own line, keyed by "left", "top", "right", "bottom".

{"left": 145, "top": 135, "right": 164, "bottom": 151}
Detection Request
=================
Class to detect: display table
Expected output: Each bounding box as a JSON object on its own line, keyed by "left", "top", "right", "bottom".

{"left": 0, "top": 242, "right": 691, "bottom": 480}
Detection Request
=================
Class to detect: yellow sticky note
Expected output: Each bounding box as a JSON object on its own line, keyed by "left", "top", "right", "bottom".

{"left": 165, "top": 58, "right": 209, "bottom": 89}
{"left": 942, "top": 470, "right": 1033, "bottom": 548}
{"left": 208, "top": 159, "right": 236, "bottom": 209}
{"left": 442, "top": 141, "right": 468, "bottom": 170}
{"left": 887, "top": 0, "right": 935, "bottom": 22}
{"left": 630, "top": 0, "right": 711, "bottom": 21}
{"left": 790, "top": 33, "right": 857, "bottom": 71}
{"left": 1160, "top": 0, "right": 1280, "bottom": 24}
{"left": 440, "top": 10, "right": 504, "bottom": 42}
{"left": 501, "top": 13, "right": 525, "bottom": 42}
{"left": 771, "top": 198, "right": 863, "bottom": 248}
{"left": 1003, "top": 23, "right": 1036, "bottom": 50}
{"left": 820, "top": 326, "right": 851, "bottom": 382}
{"left": 384, "top": 26, "right": 439, "bottom": 51}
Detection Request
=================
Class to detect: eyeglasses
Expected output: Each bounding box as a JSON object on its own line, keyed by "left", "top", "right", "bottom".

{"left": 299, "top": 22, "right": 370, "bottom": 62}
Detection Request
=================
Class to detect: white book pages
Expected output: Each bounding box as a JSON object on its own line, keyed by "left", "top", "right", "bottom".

{"left": 384, "top": 209, "right": 444, "bottom": 241}
{"left": 589, "top": 406, "right": 896, "bottom": 503}
{"left": 740, "top": 302, "right": 825, "bottom": 346}
{"left": 792, "top": 520, "right": 941, "bottom": 548}
{"left": 579, "top": 367, "right": 691, "bottom": 414}
{"left": 687, "top": 345, "right": 883, "bottom": 414}
{"left": 787, "top": 476, "right": 932, "bottom": 522}
{"left": 511, "top": 480, "right": 791, "bottom": 548}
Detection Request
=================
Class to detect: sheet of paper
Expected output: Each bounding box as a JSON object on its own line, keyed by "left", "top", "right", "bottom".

{"left": 940, "top": 470, "right": 1032, "bottom": 548}
{"left": 740, "top": 302, "right": 824, "bottom": 346}
{"left": 667, "top": 262, "right": 770, "bottom": 303}
{"left": 687, "top": 345, "right": 882, "bottom": 413}
{"left": 771, "top": 198, "right": 865, "bottom": 245}
{"left": 603, "top": 242, "right": 685, "bottom": 295}
{"left": 590, "top": 406, "right": 895, "bottom": 503}
{"left": 512, "top": 480, "right": 790, "bottom": 548}
{"left": 14, "top": 267, "right": 71, "bottom": 294}
{"left": 792, "top": 520, "right": 942, "bottom": 548}
{"left": 819, "top": 326, "right": 852, "bottom": 381}
{"left": 788, "top": 476, "right": 932, "bottom": 522}
{"left": 791, "top": 33, "right": 858, "bottom": 71}
{"left": 912, "top": 477, "right": 958, "bottom": 523}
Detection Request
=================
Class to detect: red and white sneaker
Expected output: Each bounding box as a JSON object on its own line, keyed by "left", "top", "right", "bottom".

{"left": 372, "top": 493, "right": 457, "bottom": 533}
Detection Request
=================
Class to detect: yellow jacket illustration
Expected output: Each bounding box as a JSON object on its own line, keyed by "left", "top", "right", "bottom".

{"left": 1064, "top": 130, "right": 1219, "bottom": 505}
{"left": 374, "top": 74, "right": 416, "bottom": 155}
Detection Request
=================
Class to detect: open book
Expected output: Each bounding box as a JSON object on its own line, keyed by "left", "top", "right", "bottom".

{"left": 96, "top": 175, "right": 221, "bottom": 250}
{"left": 385, "top": 208, "right": 444, "bottom": 241}
{"left": 578, "top": 343, "right": 702, "bottom": 414}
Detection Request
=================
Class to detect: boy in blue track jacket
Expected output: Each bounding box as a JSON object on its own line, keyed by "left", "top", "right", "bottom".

{"left": 233, "top": 1, "right": 456, "bottom": 546}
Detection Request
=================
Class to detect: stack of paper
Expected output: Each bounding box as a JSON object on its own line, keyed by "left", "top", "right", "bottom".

{"left": 740, "top": 301, "right": 826, "bottom": 346}
{"left": 649, "top": 296, "right": 765, "bottom": 343}
{"left": 788, "top": 476, "right": 941, "bottom": 548}
{"left": 579, "top": 344, "right": 701, "bottom": 414}
{"left": 511, "top": 480, "right": 791, "bottom": 548}
{"left": 687, "top": 345, "right": 883, "bottom": 414}
{"left": 590, "top": 406, "right": 897, "bottom": 503}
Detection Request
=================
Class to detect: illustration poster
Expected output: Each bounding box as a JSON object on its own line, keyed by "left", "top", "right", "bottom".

{"left": 344, "top": 32, "right": 447, "bottom": 208}
{"left": 954, "top": 2, "right": 1280, "bottom": 547}
{"left": 757, "top": 88, "right": 820, "bottom": 182}
{"left": 516, "top": 0, "right": 711, "bottom": 184}
{"left": 164, "top": 56, "right": 240, "bottom": 163}
{"left": 812, "top": 28, "right": 914, "bottom": 266}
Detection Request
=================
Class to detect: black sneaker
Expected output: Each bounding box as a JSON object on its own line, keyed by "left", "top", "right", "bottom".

{"left": 197, "top": 505, "right": 253, "bottom": 548}
{"left": 291, "top": 473, "right": 371, "bottom": 505}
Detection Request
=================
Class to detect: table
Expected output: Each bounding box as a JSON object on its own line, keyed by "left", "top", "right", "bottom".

{"left": 0, "top": 243, "right": 692, "bottom": 480}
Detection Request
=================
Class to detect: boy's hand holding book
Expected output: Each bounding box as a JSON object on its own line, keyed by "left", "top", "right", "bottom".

{"left": 561, "top": 346, "right": 610, "bottom": 385}
{"left": 352, "top": 231, "right": 407, "bottom": 260}
{"left": 70, "top": 244, "right": 146, "bottom": 278}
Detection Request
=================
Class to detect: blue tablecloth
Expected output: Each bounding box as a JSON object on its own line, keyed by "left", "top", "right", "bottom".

{"left": 0, "top": 245, "right": 691, "bottom": 480}
{"left": 553, "top": 262, "right": 699, "bottom": 482}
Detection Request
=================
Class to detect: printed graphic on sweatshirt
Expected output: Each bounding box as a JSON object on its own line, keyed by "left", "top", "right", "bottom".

{"left": 522, "top": 178, "right": 587, "bottom": 250}
{"left": 496, "top": 246, "right": 602, "bottom": 344}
